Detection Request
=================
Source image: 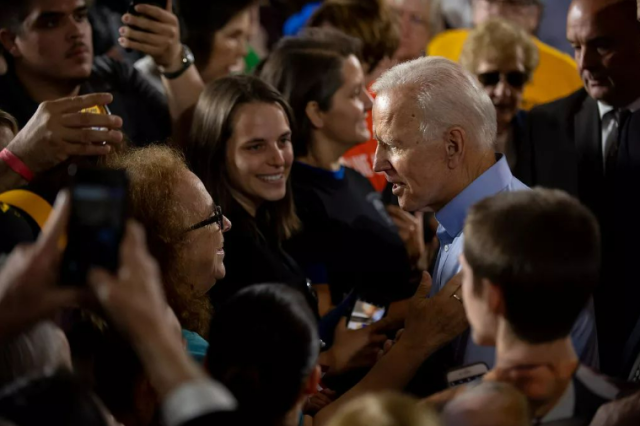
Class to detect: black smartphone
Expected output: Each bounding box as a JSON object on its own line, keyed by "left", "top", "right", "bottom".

{"left": 346, "top": 298, "right": 388, "bottom": 330}
{"left": 61, "top": 168, "right": 128, "bottom": 286}
{"left": 127, "top": 0, "right": 166, "bottom": 18}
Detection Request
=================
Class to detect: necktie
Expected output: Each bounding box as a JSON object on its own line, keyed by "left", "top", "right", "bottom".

{"left": 605, "top": 109, "right": 630, "bottom": 176}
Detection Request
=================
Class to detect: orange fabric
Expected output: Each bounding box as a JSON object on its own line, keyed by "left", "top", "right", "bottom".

{"left": 342, "top": 91, "right": 388, "bottom": 192}
{"left": 427, "top": 29, "right": 583, "bottom": 111}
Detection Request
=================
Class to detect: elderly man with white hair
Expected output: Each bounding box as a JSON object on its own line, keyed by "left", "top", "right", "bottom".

{"left": 312, "top": 58, "right": 598, "bottom": 426}
{"left": 371, "top": 57, "right": 598, "bottom": 369}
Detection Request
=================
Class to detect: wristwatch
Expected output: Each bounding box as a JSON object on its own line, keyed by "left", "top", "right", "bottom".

{"left": 160, "top": 44, "right": 194, "bottom": 80}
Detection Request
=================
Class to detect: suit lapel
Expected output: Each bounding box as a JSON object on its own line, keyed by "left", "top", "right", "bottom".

{"left": 574, "top": 96, "right": 603, "bottom": 176}
{"left": 574, "top": 95, "right": 605, "bottom": 217}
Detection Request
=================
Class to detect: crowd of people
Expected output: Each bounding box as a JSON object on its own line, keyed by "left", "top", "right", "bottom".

{"left": 0, "top": 0, "right": 640, "bottom": 425}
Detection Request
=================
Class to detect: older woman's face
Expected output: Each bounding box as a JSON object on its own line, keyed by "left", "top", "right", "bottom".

{"left": 388, "top": 0, "right": 431, "bottom": 62}
{"left": 475, "top": 49, "right": 527, "bottom": 134}
{"left": 175, "top": 170, "right": 231, "bottom": 296}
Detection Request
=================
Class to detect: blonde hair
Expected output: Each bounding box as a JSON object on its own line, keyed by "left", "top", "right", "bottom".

{"left": 460, "top": 19, "right": 539, "bottom": 78}
{"left": 327, "top": 392, "right": 441, "bottom": 426}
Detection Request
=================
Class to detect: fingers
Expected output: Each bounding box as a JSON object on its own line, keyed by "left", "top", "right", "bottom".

{"left": 51, "top": 93, "right": 114, "bottom": 113}
{"left": 368, "top": 316, "right": 396, "bottom": 334}
{"left": 37, "top": 190, "right": 71, "bottom": 254}
{"left": 65, "top": 143, "right": 113, "bottom": 157}
{"left": 118, "top": 37, "right": 160, "bottom": 55}
{"left": 413, "top": 272, "right": 433, "bottom": 299}
{"left": 88, "top": 268, "right": 116, "bottom": 304}
{"left": 441, "top": 272, "right": 462, "bottom": 298}
{"left": 60, "top": 112, "right": 123, "bottom": 129}
{"left": 125, "top": 5, "right": 177, "bottom": 27}
{"left": 60, "top": 127, "right": 124, "bottom": 146}
{"left": 119, "top": 25, "right": 168, "bottom": 46}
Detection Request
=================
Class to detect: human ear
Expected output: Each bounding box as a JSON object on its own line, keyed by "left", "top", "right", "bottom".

{"left": 445, "top": 127, "right": 466, "bottom": 169}
{"left": 0, "top": 29, "right": 20, "bottom": 58}
{"left": 305, "top": 101, "right": 325, "bottom": 129}
{"left": 486, "top": 280, "right": 505, "bottom": 316}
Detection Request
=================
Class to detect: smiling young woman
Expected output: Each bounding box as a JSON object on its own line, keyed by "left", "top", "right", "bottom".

{"left": 185, "top": 74, "right": 318, "bottom": 315}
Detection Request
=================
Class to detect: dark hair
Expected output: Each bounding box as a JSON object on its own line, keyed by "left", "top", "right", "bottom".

{"left": 0, "top": 0, "right": 94, "bottom": 31}
{"left": 0, "top": 1, "right": 34, "bottom": 31}
{"left": 307, "top": 0, "right": 399, "bottom": 72}
{"left": 0, "top": 369, "right": 108, "bottom": 426}
{"left": 259, "top": 28, "right": 361, "bottom": 157}
{"left": 186, "top": 74, "right": 300, "bottom": 241}
{"left": 207, "top": 284, "right": 319, "bottom": 424}
{"left": 177, "top": 0, "right": 258, "bottom": 71}
{"left": 464, "top": 188, "right": 601, "bottom": 344}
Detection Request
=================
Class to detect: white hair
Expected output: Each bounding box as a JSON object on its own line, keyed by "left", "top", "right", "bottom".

{"left": 372, "top": 56, "right": 497, "bottom": 150}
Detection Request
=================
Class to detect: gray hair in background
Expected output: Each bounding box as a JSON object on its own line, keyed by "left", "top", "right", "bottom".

{"left": 0, "top": 321, "right": 72, "bottom": 386}
{"left": 372, "top": 56, "right": 497, "bottom": 150}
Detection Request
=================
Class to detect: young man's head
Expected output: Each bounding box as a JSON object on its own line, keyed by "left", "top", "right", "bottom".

{"left": 0, "top": 0, "right": 93, "bottom": 83}
{"left": 460, "top": 188, "right": 600, "bottom": 347}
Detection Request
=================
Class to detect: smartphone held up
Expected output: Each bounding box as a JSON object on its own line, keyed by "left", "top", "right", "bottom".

{"left": 61, "top": 168, "right": 128, "bottom": 286}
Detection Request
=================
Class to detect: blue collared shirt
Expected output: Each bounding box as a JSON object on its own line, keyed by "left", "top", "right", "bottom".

{"left": 431, "top": 155, "right": 599, "bottom": 369}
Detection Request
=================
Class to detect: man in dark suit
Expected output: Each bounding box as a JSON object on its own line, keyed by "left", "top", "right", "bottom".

{"left": 521, "top": 0, "right": 640, "bottom": 376}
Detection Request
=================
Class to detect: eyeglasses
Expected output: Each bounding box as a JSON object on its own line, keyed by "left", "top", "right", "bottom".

{"left": 477, "top": 71, "right": 529, "bottom": 89}
{"left": 187, "top": 205, "right": 225, "bottom": 233}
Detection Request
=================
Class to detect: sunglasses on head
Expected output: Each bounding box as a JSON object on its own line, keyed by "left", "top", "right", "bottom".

{"left": 477, "top": 71, "right": 528, "bottom": 89}
{"left": 187, "top": 205, "right": 224, "bottom": 233}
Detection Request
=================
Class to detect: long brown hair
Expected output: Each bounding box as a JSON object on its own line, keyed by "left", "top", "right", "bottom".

{"left": 186, "top": 74, "right": 300, "bottom": 241}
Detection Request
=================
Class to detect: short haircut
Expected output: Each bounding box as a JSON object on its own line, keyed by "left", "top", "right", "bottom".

{"left": 373, "top": 56, "right": 497, "bottom": 149}
{"left": 307, "top": 0, "right": 399, "bottom": 72}
{"left": 207, "top": 284, "right": 319, "bottom": 424}
{"left": 460, "top": 19, "right": 539, "bottom": 78}
{"left": 259, "top": 28, "right": 362, "bottom": 157}
{"left": 187, "top": 74, "right": 300, "bottom": 241}
{"left": 105, "top": 145, "right": 212, "bottom": 338}
{"left": 443, "top": 381, "right": 530, "bottom": 426}
{"left": 177, "top": 0, "right": 258, "bottom": 71}
{"left": 0, "top": 370, "right": 108, "bottom": 426}
{"left": 0, "top": 1, "right": 34, "bottom": 31}
{"left": 0, "top": 322, "right": 69, "bottom": 387}
{"left": 327, "top": 392, "right": 441, "bottom": 426}
{"left": 0, "top": 0, "right": 94, "bottom": 31}
{"left": 464, "top": 188, "right": 601, "bottom": 344}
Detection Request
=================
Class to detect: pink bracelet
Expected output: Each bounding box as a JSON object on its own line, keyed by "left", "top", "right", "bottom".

{"left": 0, "top": 149, "right": 34, "bottom": 182}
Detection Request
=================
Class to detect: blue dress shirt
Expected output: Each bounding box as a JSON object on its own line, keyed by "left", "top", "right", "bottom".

{"left": 431, "top": 155, "right": 599, "bottom": 369}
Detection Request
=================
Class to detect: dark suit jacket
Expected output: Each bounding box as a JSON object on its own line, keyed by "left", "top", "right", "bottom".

{"left": 519, "top": 89, "right": 606, "bottom": 218}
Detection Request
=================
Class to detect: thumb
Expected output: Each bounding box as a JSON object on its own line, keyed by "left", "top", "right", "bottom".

{"left": 166, "top": 0, "right": 172, "bottom": 11}
{"left": 413, "top": 272, "right": 432, "bottom": 300}
{"left": 88, "top": 268, "right": 117, "bottom": 305}
{"left": 334, "top": 317, "right": 348, "bottom": 335}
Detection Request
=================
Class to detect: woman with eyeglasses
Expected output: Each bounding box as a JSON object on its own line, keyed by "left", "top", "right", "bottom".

{"left": 106, "top": 145, "right": 231, "bottom": 361}
{"left": 460, "top": 19, "right": 539, "bottom": 172}
{"left": 185, "top": 74, "right": 319, "bottom": 316}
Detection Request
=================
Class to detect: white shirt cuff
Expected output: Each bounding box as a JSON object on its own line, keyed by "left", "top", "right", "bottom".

{"left": 162, "top": 379, "right": 237, "bottom": 426}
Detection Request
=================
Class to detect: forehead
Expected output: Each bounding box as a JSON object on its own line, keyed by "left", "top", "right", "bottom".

{"left": 231, "top": 102, "right": 290, "bottom": 138}
{"left": 26, "top": 0, "right": 86, "bottom": 15}
{"left": 475, "top": 48, "right": 526, "bottom": 72}
{"left": 567, "top": 0, "right": 633, "bottom": 37}
{"left": 340, "top": 54, "right": 364, "bottom": 83}
{"left": 388, "top": 0, "right": 428, "bottom": 13}
{"left": 174, "top": 170, "right": 214, "bottom": 219}
{"left": 373, "top": 90, "right": 423, "bottom": 141}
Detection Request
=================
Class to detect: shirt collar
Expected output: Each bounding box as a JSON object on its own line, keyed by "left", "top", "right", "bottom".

{"left": 597, "top": 96, "right": 640, "bottom": 119}
{"left": 540, "top": 381, "right": 575, "bottom": 423}
{"left": 435, "top": 154, "right": 513, "bottom": 239}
